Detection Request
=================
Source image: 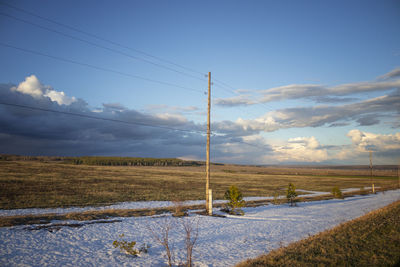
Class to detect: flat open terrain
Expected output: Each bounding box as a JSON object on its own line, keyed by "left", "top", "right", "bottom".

{"left": 1, "top": 189, "right": 399, "bottom": 266}
{"left": 237, "top": 199, "right": 400, "bottom": 267}
{"left": 0, "top": 160, "right": 398, "bottom": 209}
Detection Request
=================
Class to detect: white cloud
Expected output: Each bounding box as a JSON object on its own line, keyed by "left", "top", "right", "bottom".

{"left": 44, "top": 90, "right": 76, "bottom": 106}
{"left": 347, "top": 130, "right": 400, "bottom": 152}
{"left": 270, "top": 136, "right": 328, "bottom": 162}
{"left": 10, "top": 75, "right": 76, "bottom": 105}
{"left": 235, "top": 115, "right": 280, "bottom": 132}
{"left": 334, "top": 130, "right": 400, "bottom": 162}
{"left": 11, "top": 75, "right": 45, "bottom": 98}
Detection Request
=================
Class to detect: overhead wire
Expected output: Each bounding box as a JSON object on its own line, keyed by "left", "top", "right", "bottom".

{"left": 0, "top": 12, "right": 207, "bottom": 83}
{"left": 0, "top": 102, "right": 207, "bottom": 135}
{"left": 0, "top": 102, "right": 270, "bottom": 152}
{"left": 0, "top": 1, "right": 287, "bottom": 153}
{"left": 0, "top": 2, "right": 207, "bottom": 78}
{"left": 0, "top": 42, "right": 204, "bottom": 94}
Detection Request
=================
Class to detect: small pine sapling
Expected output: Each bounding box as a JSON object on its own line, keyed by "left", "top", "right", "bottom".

{"left": 286, "top": 183, "right": 298, "bottom": 206}
{"left": 113, "top": 234, "right": 149, "bottom": 256}
{"left": 331, "top": 186, "right": 344, "bottom": 199}
{"left": 224, "top": 185, "right": 245, "bottom": 215}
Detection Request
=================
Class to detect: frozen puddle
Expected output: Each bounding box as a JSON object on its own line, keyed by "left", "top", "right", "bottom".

{"left": 0, "top": 189, "right": 399, "bottom": 267}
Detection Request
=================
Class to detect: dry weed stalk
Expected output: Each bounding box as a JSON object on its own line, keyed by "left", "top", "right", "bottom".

{"left": 147, "top": 217, "right": 175, "bottom": 267}
{"left": 181, "top": 217, "right": 200, "bottom": 267}
{"left": 172, "top": 199, "right": 187, "bottom": 217}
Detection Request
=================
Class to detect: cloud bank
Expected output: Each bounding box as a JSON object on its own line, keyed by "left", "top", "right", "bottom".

{"left": 0, "top": 75, "right": 399, "bottom": 164}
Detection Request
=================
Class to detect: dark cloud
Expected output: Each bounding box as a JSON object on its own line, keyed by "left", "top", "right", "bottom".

{"left": 214, "top": 95, "right": 255, "bottom": 107}
{"left": 328, "top": 123, "right": 350, "bottom": 127}
{"left": 0, "top": 82, "right": 272, "bottom": 163}
{"left": 312, "top": 96, "right": 359, "bottom": 103}
{"left": 356, "top": 115, "right": 380, "bottom": 126}
{"left": 0, "top": 83, "right": 207, "bottom": 158}
{"left": 1, "top": 76, "right": 397, "bottom": 164}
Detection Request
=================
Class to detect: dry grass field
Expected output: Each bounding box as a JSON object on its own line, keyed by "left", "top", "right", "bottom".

{"left": 0, "top": 160, "right": 398, "bottom": 209}
{"left": 237, "top": 200, "right": 400, "bottom": 267}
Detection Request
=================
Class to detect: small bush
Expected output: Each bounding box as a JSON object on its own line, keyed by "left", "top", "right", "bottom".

{"left": 272, "top": 191, "right": 283, "bottom": 205}
{"left": 224, "top": 185, "right": 245, "bottom": 215}
{"left": 113, "top": 234, "right": 149, "bottom": 256}
{"left": 147, "top": 218, "right": 174, "bottom": 266}
{"left": 172, "top": 199, "right": 188, "bottom": 217}
{"left": 331, "top": 187, "right": 344, "bottom": 199}
{"left": 182, "top": 217, "right": 200, "bottom": 267}
{"left": 286, "top": 183, "right": 298, "bottom": 206}
{"left": 359, "top": 186, "right": 368, "bottom": 195}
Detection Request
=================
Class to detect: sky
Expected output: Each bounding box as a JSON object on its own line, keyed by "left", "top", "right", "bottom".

{"left": 0, "top": 0, "right": 399, "bottom": 165}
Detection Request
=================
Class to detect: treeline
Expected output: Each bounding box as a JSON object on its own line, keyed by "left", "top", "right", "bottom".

{"left": 0, "top": 154, "right": 204, "bottom": 167}
{"left": 66, "top": 156, "right": 203, "bottom": 166}
{"left": 0, "top": 154, "right": 64, "bottom": 162}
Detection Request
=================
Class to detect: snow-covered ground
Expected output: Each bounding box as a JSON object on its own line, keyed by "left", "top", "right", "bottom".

{"left": 0, "top": 189, "right": 336, "bottom": 217}
{"left": 0, "top": 189, "right": 399, "bottom": 267}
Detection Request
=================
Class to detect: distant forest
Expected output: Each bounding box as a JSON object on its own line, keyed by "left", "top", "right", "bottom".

{"left": 0, "top": 154, "right": 205, "bottom": 166}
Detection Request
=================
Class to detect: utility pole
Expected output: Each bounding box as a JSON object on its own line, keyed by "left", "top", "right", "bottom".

{"left": 206, "top": 72, "right": 212, "bottom": 215}
{"left": 398, "top": 159, "right": 400, "bottom": 189}
{"left": 369, "top": 151, "right": 375, "bottom": 193}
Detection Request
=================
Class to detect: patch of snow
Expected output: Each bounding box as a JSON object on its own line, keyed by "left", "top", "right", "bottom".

{"left": 341, "top": 186, "right": 378, "bottom": 193}
{"left": 0, "top": 189, "right": 332, "bottom": 217}
{"left": 0, "top": 189, "right": 399, "bottom": 266}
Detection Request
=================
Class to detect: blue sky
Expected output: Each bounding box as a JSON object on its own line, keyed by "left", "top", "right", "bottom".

{"left": 0, "top": 0, "right": 399, "bottom": 165}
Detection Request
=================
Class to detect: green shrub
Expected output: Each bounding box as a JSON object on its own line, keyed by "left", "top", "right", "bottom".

{"left": 113, "top": 234, "right": 149, "bottom": 256}
{"left": 331, "top": 186, "right": 344, "bottom": 199}
{"left": 224, "top": 185, "right": 245, "bottom": 215}
{"left": 286, "top": 183, "right": 298, "bottom": 206}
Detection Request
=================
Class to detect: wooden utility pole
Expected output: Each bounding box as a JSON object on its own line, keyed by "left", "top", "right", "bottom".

{"left": 369, "top": 151, "right": 375, "bottom": 193}
{"left": 206, "top": 72, "right": 212, "bottom": 215}
{"left": 398, "top": 159, "right": 400, "bottom": 189}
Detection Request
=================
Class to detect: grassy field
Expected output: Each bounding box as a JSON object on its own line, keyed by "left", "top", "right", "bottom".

{"left": 237, "top": 200, "right": 400, "bottom": 267}
{"left": 0, "top": 160, "right": 398, "bottom": 209}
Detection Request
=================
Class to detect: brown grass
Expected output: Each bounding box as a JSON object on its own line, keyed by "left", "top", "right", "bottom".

{"left": 237, "top": 200, "right": 400, "bottom": 267}
{"left": 0, "top": 160, "right": 398, "bottom": 209}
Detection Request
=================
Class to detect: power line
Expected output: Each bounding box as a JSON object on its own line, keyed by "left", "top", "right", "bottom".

{"left": 0, "top": 2, "right": 206, "bottom": 77}
{"left": 0, "top": 2, "right": 303, "bottom": 147}
{"left": 0, "top": 3, "right": 269, "bottom": 114}
{"left": 0, "top": 12, "right": 207, "bottom": 83}
{"left": 0, "top": 102, "right": 206, "bottom": 135}
{"left": 0, "top": 42, "right": 204, "bottom": 94}
{"left": 0, "top": 102, "right": 270, "bottom": 152}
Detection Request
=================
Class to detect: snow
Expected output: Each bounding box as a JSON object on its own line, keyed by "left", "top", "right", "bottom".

{"left": 0, "top": 189, "right": 331, "bottom": 217}
{"left": 0, "top": 189, "right": 399, "bottom": 267}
